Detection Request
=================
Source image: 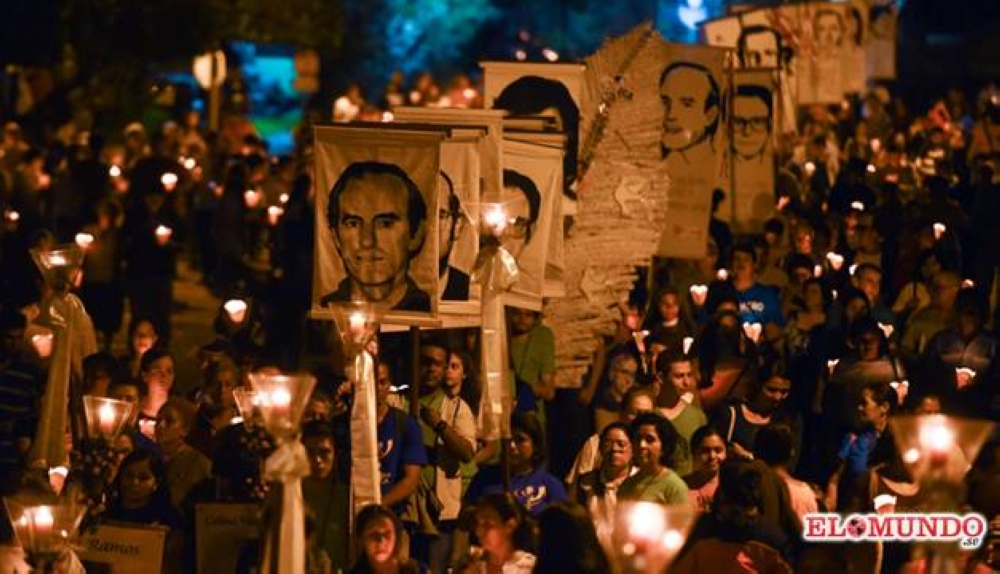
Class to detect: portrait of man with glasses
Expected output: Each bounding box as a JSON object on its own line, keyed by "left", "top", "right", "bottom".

{"left": 732, "top": 84, "right": 773, "bottom": 165}
{"left": 499, "top": 169, "right": 541, "bottom": 261}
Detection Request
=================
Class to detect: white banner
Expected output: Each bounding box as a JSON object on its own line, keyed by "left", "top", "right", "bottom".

{"left": 501, "top": 139, "right": 561, "bottom": 309}
{"left": 313, "top": 126, "right": 443, "bottom": 321}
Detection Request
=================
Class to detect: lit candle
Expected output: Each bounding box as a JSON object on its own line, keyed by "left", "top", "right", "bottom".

{"left": 244, "top": 189, "right": 261, "bottom": 209}
{"left": 890, "top": 380, "right": 909, "bottom": 405}
{"left": 5, "top": 209, "right": 20, "bottom": 222}
{"left": 270, "top": 387, "right": 292, "bottom": 421}
{"left": 776, "top": 196, "right": 790, "bottom": 211}
{"left": 48, "top": 253, "right": 67, "bottom": 266}
{"left": 742, "top": 322, "right": 762, "bottom": 344}
{"left": 33, "top": 506, "right": 53, "bottom": 539}
{"left": 155, "top": 225, "right": 172, "bottom": 246}
{"left": 933, "top": 222, "right": 946, "bottom": 240}
{"left": 267, "top": 205, "right": 284, "bottom": 226}
{"left": 955, "top": 367, "right": 976, "bottom": 389}
{"left": 682, "top": 337, "right": 694, "bottom": 355}
{"left": 871, "top": 139, "right": 881, "bottom": 153}
{"left": 849, "top": 264, "right": 858, "bottom": 276}
{"left": 866, "top": 164, "right": 876, "bottom": 174}
{"left": 716, "top": 269, "right": 728, "bottom": 281}
{"left": 877, "top": 322, "right": 894, "bottom": 339}
{"left": 75, "top": 232, "right": 94, "bottom": 250}
{"left": 851, "top": 201, "right": 865, "bottom": 211}
{"left": 224, "top": 299, "right": 248, "bottom": 324}
{"left": 348, "top": 312, "right": 366, "bottom": 340}
{"left": 826, "top": 252, "right": 844, "bottom": 271}
{"left": 919, "top": 418, "right": 954, "bottom": 466}
{"left": 182, "top": 157, "right": 197, "bottom": 170}
{"left": 813, "top": 265, "right": 823, "bottom": 278}
{"left": 483, "top": 204, "right": 507, "bottom": 235}
{"left": 98, "top": 402, "right": 115, "bottom": 436}
{"left": 32, "top": 333, "right": 53, "bottom": 358}
{"left": 279, "top": 193, "right": 289, "bottom": 204}
{"left": 962, "top": 279, "right": 975, "bottom": 288}
{"left": 688, "top": 284, "right": 708, "bottom": 307}
{"left": 827, "top": 358, "right": 839, "bottom": 375}
{"left": 109, "top": 165, "right": 122, "bottom": 178}
{"left": 160, "top": 172, "right": 178, "bottom": 192}
{"left": 804, "top": 161, "right": 816, "bottom": 177}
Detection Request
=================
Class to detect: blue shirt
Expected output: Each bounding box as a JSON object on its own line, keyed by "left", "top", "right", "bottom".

{"left": 737, "top": 283, "right": 785, "bottom": 328}
{"left": 465, "top": 465, "right": 567, "bottom": 517}
{"left": 377, "top": 408, "right": 428, "bottom": 493}
{"left": 838, "top": 428, "right": 879, "bottom": 476}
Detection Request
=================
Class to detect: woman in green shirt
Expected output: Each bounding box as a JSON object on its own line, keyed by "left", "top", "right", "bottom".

{"left": 619, "top": 412, "right": 689, "bottom": 505}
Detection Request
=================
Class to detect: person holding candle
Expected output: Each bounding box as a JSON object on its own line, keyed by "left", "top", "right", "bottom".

{"left": 120, "top": 316, "right": 159, "bottom": 379}
{"left": 77, "top": 199, "right": 125, "bottom": 352}
{"left": 302, "top": 420, "right": 350, "bottom": 574}
{"left": 138, "top": 348, "right": 176, "bottom": 432}
{"left": 0, "top": 307, "right": 44, "bottom": 489}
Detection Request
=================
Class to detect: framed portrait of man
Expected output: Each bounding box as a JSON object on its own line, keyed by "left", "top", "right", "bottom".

{"left": 312, "top": 125, "right": 444, "bottom": 321}
{"left": 499, "top": 138, "right": 561, "bottom": 310}
{"left": 722, "top": 70, "right": 778, "bottom": 233}
{"left": 654, "top": 42, "right": 729, "bottom": 259}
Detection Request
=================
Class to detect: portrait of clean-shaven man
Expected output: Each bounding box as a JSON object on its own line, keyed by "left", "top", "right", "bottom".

{"left": 436, "top": 170, "right": 470, "bottom": 301}
{"left": 659, "top": 61, "right": 721, "bottom": 163}
{"left": 320, "top": 161, "right": 433, "bottom": 312}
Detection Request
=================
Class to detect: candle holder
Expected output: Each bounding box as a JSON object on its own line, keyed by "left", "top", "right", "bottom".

{"left": 30, "top": 244, "right": 84, "bottom": 294}
{"left": 595, "top": 502, "right": 695, "bottom": 574}
{"left": 4, "top": 496, "right": 86, "bottom": 570}
{"left": 82, "top": 395, "right": 135, "bottom": 441}
{"left": 247, "top": 372, "right": 315, "bottom": 574}
{"left": 233, "top": 388, "right": 262, "bottom": 428}
{"left": 329, "top": 303, "right": 380, "bottom": 361}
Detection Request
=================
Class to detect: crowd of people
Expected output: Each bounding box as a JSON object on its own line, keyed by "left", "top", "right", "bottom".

{"left": 0, "top": 60, "right": 999, "bottom": 573}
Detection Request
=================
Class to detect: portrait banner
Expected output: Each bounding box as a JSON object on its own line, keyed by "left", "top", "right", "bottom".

{"left": 482, "top": 61, "right": 585, "bottom": 208}
{"left": 500, "top": 138, "right": 560, "bottom": 309}
{"left": 313, "top": 126, "right": 443, "bottom": 324}
{"left": 725, "top": 70, "right": 778, "bottom": 233}
{"left": 866, "top": 0, "right": 897, "bottom": 80}
{"left": 790, "top": 2, "right": 851, "bottom": 105}
{"left": 78, "top": 524, "right": 167, "bottom": 574}
{"left": 195, "top": 504, "right": 259, "bottom": 574}
{"left": 655, "top": 42, "right": 729, "bottom": 259}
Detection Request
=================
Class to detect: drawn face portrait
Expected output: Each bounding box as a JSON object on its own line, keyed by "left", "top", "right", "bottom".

{"left": 500, "top": 185, "right": 531, "bottom": 258}
{"left": 436, "top": 172, "right": 459, "bottom": 267}
{"left": 814, "top": 11, "right": 844, "bottom": 56}
{"left": 733, "top": 93, "right": 772, "bottom": 160}
{"left": 741, "top": 28, "right": 781, "bottom": 68}
{"left": 660, "top": 65, "right": 719, "bottom": 154}
{"left": 334, "top": 173, "right": 418, "bottom": 289}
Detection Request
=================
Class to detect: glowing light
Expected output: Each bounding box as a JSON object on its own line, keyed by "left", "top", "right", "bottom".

{"left": 826, "top": 252, "right": 844, "bottom": 271}
{"left": 483, "top": 204, "right": 507, "bottom": 234}
{"left": 267, "top": 205, "right": 284, "bottom": 226}
{"left": 688, "top": 284, "right": 708, "bottom": 306}
{"left": 74, "top": 233, "right": 94, "bottom": 250}
{"left": 109, "top": 165, "right": 122, "bottom": 178}
{"left": 716, "top": 269, "right": 728, "bottom": 281}
{"left": 866, "top": 164, "right": 876, "bottom": 174}
{"left": 279, "top": 193, "right": 290, "bottom": 204}
{"left": 542, "top": 48, "right": 559, "bottom": 62}
{"left": 5, "top": 210, "right": 19, "bottom": 222}
{"left": 877, "top": 322, "right": 894, "bottom": 339}
{"left": 813, "top": 265, "right": 823, "bottom": 278}
{"left": 682, "top": 337, "right": 694, "bottom": 355}
{"left": 244, "top": 189, "right": 261, "bottom": 209}
{"left": 182, "top": 157, "right": 197, "bottom": 170}
{"left": 742, "top": 322, "right": 762, "bottom": 344}
{"left": 851, "top": 201, "right": 865, "bottom": 211}
{"left": 678, "top": 0, "right": 708, "bottom": 30}
{"left": 849, "top": 264, "right": 858, "bottom": 276}
{"left": 381, "top": 111, "right": 394, "bottom": 122}
{"left": 804, "top": 161, "right": 816, "bottom": 176}
{"left": 514, "top": 49, "right": 527, "bottom": 61}
{"left": 919, "top": 418, "right": 955, "bottom": 455}
{"left": 224, "top": 299, "right": 248, "bottom": 324}
{"left": 903, "top": 447, "right": 920, "bottom": 464}
{"left": 933, "top": 222, "right": 946, "bottom": 240}
{"left": 160, "top": 172, "right": 178, "bottom": 192}
{"left": 963, "top": 279, "right": 975, "bottom": 288}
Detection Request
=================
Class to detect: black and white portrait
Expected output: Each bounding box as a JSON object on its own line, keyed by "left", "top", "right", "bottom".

{"left": 313, "top": 127, "right": 442, "bottom": 317}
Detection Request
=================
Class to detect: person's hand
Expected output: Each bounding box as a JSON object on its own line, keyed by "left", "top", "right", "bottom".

{"left": 420, "top": 406, "right": 441, "bottom": 428}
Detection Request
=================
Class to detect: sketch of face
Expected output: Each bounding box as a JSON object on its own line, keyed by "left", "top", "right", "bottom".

{"left": 733, "top": 94, "right": 771, "bottom": 160}
{"left": 814, "top": 12, "right": 844, "bottom": 56}
{"left": 333, "top": 173, "right": 419, "bottom": 291}
{"left": 742, "top": 29, "right": 780, "bottom": 68}
{"left": 500, "top": 184, "right": 532, "bottom": 259}
{"left": 437, "top": 173, "right": 458, "bottom": 268}
{"left": 660, "top": 67, "right": 718, "bottom": 153}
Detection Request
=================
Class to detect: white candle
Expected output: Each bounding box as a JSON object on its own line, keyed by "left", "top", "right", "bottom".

{"left": 47, "top": 253, "right": 67, "bottom": 266}
{"left": 956, "top": 367, "right": 976, "bottom": 389}
{"left": 776, "top": 196, "right": 790, "bottom": 211}
{"left": 716, "top": 269, "right": 728, "bottom": 281}
{"left": 279, "top": 193, "right": 289, "bottom": 204}
{"left": 742, "top": 322, "right": 762, "bottom": 344}
{"left": 32, "top": 333, "right": 53, "bottom": 358}
{"left": 813, "top": 265, "right": 823, "bottom": 278}
{"left": 267, "top": 206, "right": 284, "bottom": 226}
{"left": 933, "top": 222, "right": 946, "bottom": 240}
{"left": 483, "top": 204, "right": 507, "bottom": 235}
{"left": 5, "top": 209, "right": 20, "bottom": 222}
{"left": 33, "top": 506, "right": 53, "bottom": 538}
{"left": 224, "top": 299, "right": 248, "bottom": 324}
{"left": 348, "top": 312, "right": 366, "bottom": 339}
{"left": 849, "top": 264, "right": 858, "bottom": 276}
{"left": 75, "top": 232, "right": 94, "bottom": 250}
{"left": 871, "top": 139, "right": 881, "bottom": 153}
{"left": 688, "top": 284, "right": 708, "bottom": 307}
{"left": 804, "top": 161, "right": 816, "bottom": 177}
{"left": 682, "top": 337, "right": 694, "bottom": 355}
{"left": 866, "top": 164, "right": 876, "bottom": 174}
{"left": 851, "top": 201, "right": 865, "bottom": 211}
{"left": 244, "top": 190, "right": 261, "bottom": 208}
{"left": 826, "top": 252, "right": 844, "bottom": 271}
{"left": 963, "top": 279, "right": 975, "bottom": 288}
{"left": 160, "top": 172, "right": 178, "bottom": 192}
{"left": 919, "top": 419, "right": 954, "bottom": 465}
{"left": 182, "top": 157, "right": 197, "bottom": 170}
{"left": 270, "top": 387, "right": 292, "bottom": 421}
{"left": 109, "top": 165, "right": 122, "bottom": 178}
{"left": 827, "top": 358, "right": 839, "bottom": 375}
{"left": 877, "top": 322, "right": 894, "bottom": 339}
{"left": 155, "top": 225, "right": 172, "bottom": 246}
{"left": 98, "top": 402, "right": 115, "bottom": 436}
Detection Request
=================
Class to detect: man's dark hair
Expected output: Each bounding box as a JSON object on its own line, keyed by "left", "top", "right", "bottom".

{"left": 302, "top": 419, "right": 336, "bottom": 442}
{"left": 494, "top": 75, "right": 580, "bottom": 189}
{"left": 655, "top": 349, "right": 690, "bottom": 376}
{"left": 754, "top": 423, "right": 796, "bottom": 466}
{"left": 512, "top": 412, "right": 547, "bottom": 468}
{"left": 736, "top": 25, "right": 787, "bottom": 69}
{"left": 659, "top": 61, "right": 721, "bottom": 143}
{"left": 502, "top": 168, "right": 542, "bottom": 239}
{"left": 326, "top": 161, "right": 427, "bottom": 255}
{"left": 732, "top": 241, "right": 758, "bottom": 263}
{"left": 735, "top": 84, "right": 774, "bottom": 124}
{"left": 440, "top": 170, "right": 460, "bottom": 216}
{"left": 420, "top": 333, "right": 451, "bottom": 358}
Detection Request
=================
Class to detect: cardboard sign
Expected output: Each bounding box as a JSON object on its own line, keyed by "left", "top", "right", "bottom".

{"left": 78, "top": 524, "right": 167, "bottom": 574}
{"left": 195, "top": 503, "right": 260, "bottom": 574}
